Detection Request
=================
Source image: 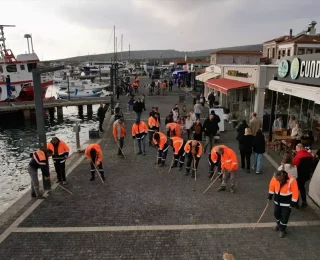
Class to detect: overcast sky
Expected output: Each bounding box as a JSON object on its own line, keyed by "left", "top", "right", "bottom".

{"left": 2, "top": 0, "right": 320, "bottom": 60}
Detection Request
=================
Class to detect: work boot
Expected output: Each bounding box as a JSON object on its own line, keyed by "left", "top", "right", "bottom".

{"left": 230, "top": 186, "right": 235, "bottom": 193}
{"left": 208, "top": 171, "right": 214, "bottom": 179}
{"left": 184, "top": 171, "right": 190, "bottom": 176}
{"left": 90, "top": 173, "right": 95, "bottom": 181}
{"left": 279, "top": 231, "right": 286, "bottom": 238}
{"left": 301, "top": 201, "right": 308, "bottom": 208}
{"left": 171, "top": 164, "right": 177, "bottom": 168}
{"left": 191, "top": 173, "right": 195, "bottom": 178}
{"left": 137, "top": 151, "right": 142, "bottom": 155}
{"left": 36, "top": 195, "right": 44, "bottom": 199}
{"left": 273, "top": 225, "right": 280, "bottom": 232}
{"left": 143, "top": 152, "right": 146, "bottom": 156}
{"left": 217, "top": 186, "right": 226, "bottom": 192}
{"left": 31, "top": 192, "right": 36, "bottom": 198}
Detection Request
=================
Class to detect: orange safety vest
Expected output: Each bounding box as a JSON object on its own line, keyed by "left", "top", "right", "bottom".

{"left": 161, "top": 82, "right": 167, "bottom": 89}
{"left": 268, "top": 174, "right": 299, "bottom": 207}
{"left": 32, "top": 150, "right": 47, "bottom": 166}
{"left": 220, "top": 147, "right": 238, "bottom": 171}
{"left": 85, "top": 144, "right": 103, "bottom": 163}
{"left": 166, "top": 122, "right": 181, "bottom": 137}
{"left": 210, "top": 145, "right": 228, "bottom": 163}
{"left": 153, "top": 132, "right": 167, "bottom": 150}
{"left": 170, "top": 136, "right": 184, "bottom": 155}
{"left": 47, "top": 139, "right": 70, "bottom": 157}
{"left": 132, "top": 121, "right": 148, "bottom": 139}
{"left": 113, "top": 120, "right": 126, "bottom": 139}
{"left": 148, "top": 116, "right": 160, "bottom": 129}
{"left": 184, "top": 140, "right": 203, "bottom": 158}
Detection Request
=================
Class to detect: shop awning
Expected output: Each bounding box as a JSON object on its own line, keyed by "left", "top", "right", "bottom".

{"left": 204, "top": 78, "right": 251, "bottom": 94}
{"left": 268, "top": 80, "right": 320, "bottom": 102}
{"left": 195, "top": 71, "right": 220, "bottom": 82}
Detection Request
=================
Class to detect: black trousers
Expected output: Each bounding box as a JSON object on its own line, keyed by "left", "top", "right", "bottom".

{"left": 173, "top": 145, "right": 186, "bottom": 168}
{"left": 158, "top": 144, "right": 169, "bottom": 165}
{"left": 185, "top": 154, "right": 200, "bottom": 173}
{"left": 90, "top": 158, "right": 104, "bottom": 178}
{"left": 117, "top": 137, "right": 124, "bottom": 155}
{"left": 297, "top": 178, "right": 308, "bottom": 202}
{"left": 53, "top": 160, "right": 66, "bottom": 181}
{"left": 209, "top": 101, "right": 214, "bottom": 108}
{"left": 116, "top": 92, "right": 120, "bottom": 100}
{"left": 240, "top": 152, "right": 251, "bottom": 170}
{"left": 99, "top": 118, "right": 104, "bottom": 131}
{"left": 274, "top": 204, "right": 291, "bottom": 231}
{"left": 208, "top": 153, "right": 221, "bottom": 174}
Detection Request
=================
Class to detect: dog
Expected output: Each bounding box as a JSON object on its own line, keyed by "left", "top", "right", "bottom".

{"left": 223, "top": 253, "right": 235, "bottom": 260}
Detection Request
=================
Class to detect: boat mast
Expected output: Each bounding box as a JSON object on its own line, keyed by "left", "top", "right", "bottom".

{"left": 0, "top": 25, "right": 15, "bottom": 58}
{"left": 121, "top": 34, "right": 123, "bottom": 62}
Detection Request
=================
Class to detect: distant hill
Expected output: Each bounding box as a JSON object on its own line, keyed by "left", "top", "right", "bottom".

{"left": 49, "top": 44, "right": 262, "bottom": 62}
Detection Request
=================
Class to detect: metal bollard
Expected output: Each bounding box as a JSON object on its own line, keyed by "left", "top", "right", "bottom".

{"left": 72, "top": 120, "right": 81, "bottom": 151}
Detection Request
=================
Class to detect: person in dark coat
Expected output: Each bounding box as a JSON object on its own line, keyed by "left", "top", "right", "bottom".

{"left": 165, "top": 111, "right": 174, "bottom": 125}
{"left": 252, "top": 129, "right": 265, "bottom": 174}
{"left": 208, "top": 92, "right": 215, "bottom": 108}
{"left": 97, "top": 104, "right": 106, "bottom": 132}
{"left": 203, "top": 114, "right": 219, "bottom": 153}
{"left": 239, "top": 127, "right": 254, "bottom": 173}
{"left": 236, "top": 120, "right": 249, "bottom": 143}
{"left": 169, "top": 80, "right": 173, "bottom": 91}
{"left": 116, "top": 85, "right": 120, "bottom": 100}
{"left": 191, "top": 118, "right": 203, "bottom": 141}
{"left": 133, "top": 98, "right": 146, "bottom": 121}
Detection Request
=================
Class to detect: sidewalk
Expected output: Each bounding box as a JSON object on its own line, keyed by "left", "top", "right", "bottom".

{"left": 1, "top": 80, "right": 320, "bottom": 260}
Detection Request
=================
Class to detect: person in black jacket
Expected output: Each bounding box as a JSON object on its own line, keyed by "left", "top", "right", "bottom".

{"left": 252, "top": 129, "right": 265, "bottom": 174}
{"left": 239, "top": 127, "right": 254, "bottom": 173}
{"left": 208, "top": 92, "right": 215, "bottom": 108}
{"left": 97, "top": 104, "right": 106, "bottom": 132}
{"left": 133, "top": 98, "right": 146, "bottom": 121}
{"left": 203, "top": 114, "right": 219, "bottom": 153}
{"left": 165, "top": 111, "right": 174, "bottom": 125}
{"left": 236, "top": 120, "right": 248, "bottom": 143}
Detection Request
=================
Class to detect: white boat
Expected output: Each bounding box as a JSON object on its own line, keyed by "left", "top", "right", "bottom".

{"left": 58, "top": 79, "right": 106, "bottom": 92}
{"left": 56, "top": 88, "right": 102, "bottom": 99}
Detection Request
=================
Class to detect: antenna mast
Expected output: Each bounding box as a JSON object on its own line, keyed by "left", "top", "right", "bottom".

{"left": 0, "top": 25, "right": 15, "bottom": 51}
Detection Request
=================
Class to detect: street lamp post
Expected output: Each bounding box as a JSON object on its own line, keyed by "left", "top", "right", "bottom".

{"left": 67, "top": 72, "right": 70, "bottom": 101}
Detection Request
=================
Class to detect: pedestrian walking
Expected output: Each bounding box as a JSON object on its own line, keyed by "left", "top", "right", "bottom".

{"left": 165, "top": 111, "right": 174, "bottom": 125}
{"left": 161, "top": 80, "right": 167, "bottom": 95}
{"left": 293, "top": 143, "right": 313, "bottom": 208}
{"left": 148, "top": 112, "right": 160, "bottom": 146}
{"left": 132, "top": 119, "right": 148, "bottom": 155}
{"left": 191, "top": 118, "right": 203, "bottom": 141}
{"left": 239, "top": 128, "right": 254, "bottom": 173}
{"left": 166, "top": 122, "right": 181, "bottom": 137}
{"left": 268, "top": 170, "right": 299, "bottom": 238}
{"left": 236, "top": 120, "right": 248, "bottom": 144}
{"left": 184, "top": 140, "right": 203, "bottom": 178}
{"left": 200, "top": 93, "right": 205, "bottom": 107}
{"left": 113, "top": 117, "right": 126, "bottom": 157}
{"left": 185, "top": 114, "right": 193, "bottom": 139}
{"left": 172, "top": 107, "right": 179, "bottom": 122}
{"left": 133, "top": 97, "right": 146, "bottom": 121}
{"left": 151, "top": 80, "right": 155, "bottom": 94}
{"left": 208, "top": 92, "right": 215, "bottom": 108}
{"left": 203, "top": 114, "right": 219, "bottom": 153}
{"left": 193, "top": 100, "right": 203, "bottom": 119}
{"left": 208, "top": 145, "right": 227, "bottom": 179}
{"left": 47, "top": 137, "right": 70, "bottom": 184}
{"left": 278, "top": 152, "right": 297, "bottom": 179}
{"left": 169, "top": 80, "right": 173, "bottom": 91}
{"left": 153, "top": 132, "right": 169, "bottom": 167}
{"left": 28, "top": 149, "right": 53, "bottom": 198}
{"left": 84, "top": 143, "right": 105, "bottom": 181}
{"left": 127, "top": 95, "right": 135, "bottom": 113}
{"left": 253, "top": 129, "right": 265, "bottom": 174}
{"left": 169, "top": 136, "right": 186, "bottom": 171}
{"left": 180, "top": 105, "right": 187, "bottom": 119}
{"left": 248, "top": 112, "right": 262, "bottom": 136}
{"left": 97, "top": 104, "right": 106, "bottom": 132}
{"left": 216, "top": 146, "right": 238, "bottom": 193}
{"left": 189, "top": 109, "right": 196, "bottom": 122}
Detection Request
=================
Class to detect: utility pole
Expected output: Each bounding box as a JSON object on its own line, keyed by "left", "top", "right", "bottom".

{"left": 113, "top": 25, "right": 116, "bottom": 63}
{"left": 115, "top": 37, "right": 117, "bottom": 62}
{"left": 121, "top": 34, "right": 123, "bottom": 62}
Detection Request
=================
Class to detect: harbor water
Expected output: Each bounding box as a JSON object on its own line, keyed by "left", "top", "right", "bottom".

{"left": 0, "top": 86, "right": 106, "bottom": 214}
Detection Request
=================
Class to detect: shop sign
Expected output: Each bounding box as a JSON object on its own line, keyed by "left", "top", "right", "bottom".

{"left": 277, "top": 53, "right": 320, "bottom": 86}
{"left": 227, "top": 70, "right": 249, "bottom": 78}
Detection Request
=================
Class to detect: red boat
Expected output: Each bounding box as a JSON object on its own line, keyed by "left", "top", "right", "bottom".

{"left": 0, "top": 25, "right": 53, "bottom": 102}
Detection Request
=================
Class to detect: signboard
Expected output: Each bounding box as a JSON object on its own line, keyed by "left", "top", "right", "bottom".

{"left": 209, "top": 108, "right": 225, "bottom": 132}
{"left": 277, "top": 53, "right": 320, "bottom": 86}
{"left": 227, "top": 70, "right": 249, "bottom": 78}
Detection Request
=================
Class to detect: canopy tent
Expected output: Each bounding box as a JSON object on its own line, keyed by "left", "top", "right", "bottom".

{"left": 195, "top": 71, "right": 220, "bottom": 82}
{"left": 204, "top": 78, "right": 252, "bottom": 94}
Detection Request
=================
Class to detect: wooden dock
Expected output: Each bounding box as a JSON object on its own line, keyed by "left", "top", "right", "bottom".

{"left": 0, "top": 96, "right": 113, "bottom": 119}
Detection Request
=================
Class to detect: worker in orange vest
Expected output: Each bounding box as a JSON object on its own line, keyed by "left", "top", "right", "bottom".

{"left": 268, "top": 170, "right": 299, "bottom": 238}
{"left": 113, "top": 117, "right": 126, "bottom": 157}
{"left": 148, "top": 112, "right": 160, "bottom": 146}
{"left": 28, "top": 149, "right": 53, "bottom": 198}
{"left": 184, "top": 140, "right": 203, "bottom": 178}
{"left": 216, "top": 146, "right": 238, "bottom": 193}
{"left": 169, "top": 136, "right": 186, "bottom": 170}
{"left": 47, "top": 137, "right": 70, "bottom": 184}
{"left": 132, "top": 119, "right": 148, "bottom": 155}
{"left": 208, "top": 145, "right": 228, "bottom": 179}
{"left": 85, "top": 143, "right": 105, "bottom": 181}
{"left": 153, "top": 132, "right": 169, "bottom": 166}
{"left": 166, "top": 122, "right": 181, "bottom": 137}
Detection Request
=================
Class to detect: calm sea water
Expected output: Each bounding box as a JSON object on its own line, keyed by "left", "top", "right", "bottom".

{"left": 0, "top": 86, "right": 106, "bottom": 214}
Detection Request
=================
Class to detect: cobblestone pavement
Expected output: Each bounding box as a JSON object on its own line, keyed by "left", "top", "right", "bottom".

{"left": 1, "top": 79, "right": 320, "bottom": 259}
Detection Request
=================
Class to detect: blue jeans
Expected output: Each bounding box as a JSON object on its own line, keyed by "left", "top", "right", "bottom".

{"left": 195, "top": 113, "right": 200, "bottom": 119}
{"left": 137, "top": 137, "right": 146, "bottom": 153}
{"left": 135, "top": 112, "right": 142, "bottom": 121}
{"left": 253, "top": 153, "right": 263, "bottom": 173}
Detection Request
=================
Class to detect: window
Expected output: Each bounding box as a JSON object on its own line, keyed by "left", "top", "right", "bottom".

{"left": 6, "top": 64, "right": 17, "bottom": 73}
{"left": 298, "top": 48, "right": 305, "bottom": 55}
{"left": 27, "top": 63, "right": 37, "bottom": 72}
{"left": 282, "top": 50, "right": 286, "bottom": 57}
{"left": 20, "top": 64, "right": 25, "bottom": 70}
{"left": 267, "top": 48, "right": 270, "bottom": 58}
{"left": 272, "top": 48, "right": 275, "bottom": 58}
{"left": 278, "top": 50, "right": 281, "bottom": 59}
{"left": 306, "top": 49, "right": 313, "bottom": 54}
{"left": 0, "top": 66, "right": 3, "bottom": 73}
{"left": 287, "top": 48, "right": 291, "bottom": 56}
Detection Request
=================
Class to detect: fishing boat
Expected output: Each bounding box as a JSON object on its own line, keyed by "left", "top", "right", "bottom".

{"left": 56, "top": 88, "right": 102, "bottom": 99}
{"left": 0, "top": 25, "right": 53, "bottom": 102}
{"left": 58, "top": 79, "right": 106, "bottom": 92}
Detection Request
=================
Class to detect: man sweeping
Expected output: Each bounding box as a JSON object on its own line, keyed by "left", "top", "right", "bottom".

{"left": 153, "top": 132, "right": 169, "bottom": 167}
{"left": 169, "top": 136, "right": 186, "bottom": 171}
{"left": 208, "top": 145, "right": 228, "bottom": 179}
{"left": 47, "top": 137, "right": 70, "bottom": 184}
{"left": 166, "top": 122, "right": 181, "bottom": 137}
{"left": 132, "top": 119, "right": 148, "bottom": 155}
{"left": 148, "top": 112, "right": 160, "bottom": 146}
{"left": 28, "top": 149, "right": 53, "bottom": 198}
{"left": 113, "top": 117, "right": 126, "bottom": 157}
{"left": 184, "top": 140, "right": 203, "bottom": 178}
{"left": 85, "top": 143, "right": 105, "bottom": 181}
